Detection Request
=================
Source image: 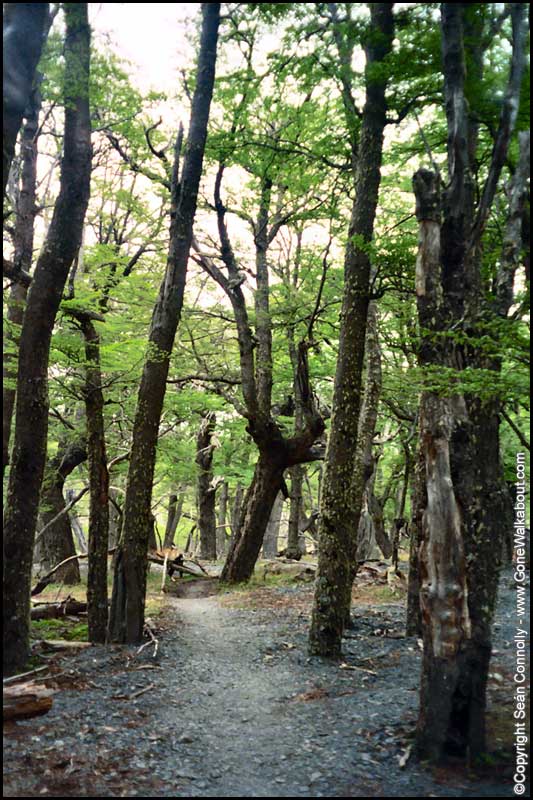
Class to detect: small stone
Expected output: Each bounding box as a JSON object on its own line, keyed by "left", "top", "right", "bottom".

{"left": 179, "top": 734, "right": 194, "bottom": 744}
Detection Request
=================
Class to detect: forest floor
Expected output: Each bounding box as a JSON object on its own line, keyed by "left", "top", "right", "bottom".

{"left": 3, "top": 564, "right": 528, "bottom": 798}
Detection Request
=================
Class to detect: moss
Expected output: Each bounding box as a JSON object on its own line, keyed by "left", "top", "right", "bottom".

{"left": 30, "top": 617, "right": 89, "bottom": 642}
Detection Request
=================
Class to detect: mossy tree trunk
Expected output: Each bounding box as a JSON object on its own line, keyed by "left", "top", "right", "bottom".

{"left": 3, "top": 4, "right": 92, "bottom": 675}
{"left": 108, "top": 4, "right": 221, "bottom": 644}
{"left": 309, "top": 3, "right": 394, "bottom": 659}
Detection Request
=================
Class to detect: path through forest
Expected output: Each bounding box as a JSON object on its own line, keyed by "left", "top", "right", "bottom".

{"left": 3, "top": 569, "right": 524, "bottom": 797}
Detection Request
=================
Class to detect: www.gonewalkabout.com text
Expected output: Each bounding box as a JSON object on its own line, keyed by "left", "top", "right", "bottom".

{"left": 512, "top": 452, "right": 529, "bottom": 797}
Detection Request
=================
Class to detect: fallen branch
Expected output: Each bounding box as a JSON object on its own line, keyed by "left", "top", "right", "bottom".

{"left": 36, "top": 640, "right": 92, "bottom": 651}
{"left": 136, "top": 623, "right": 159, "bottom": 658}
{"left": 112, "top": 682, "right": 156, "bottom": 701}
{"left": 3, "top": 666, "right": 49, "bottom": 686}
{"left": 32, "top": 548, "right": 117, "bottom": 595}
{"left": 34, "top": 486, "right": 90, "bottom": 547}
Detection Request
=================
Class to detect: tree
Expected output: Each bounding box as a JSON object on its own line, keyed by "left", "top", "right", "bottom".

{"left": 196, "top": 412, "right": 218, "bottom": 560}
{"left": 108, "top": 3, "right": 221, "bottom": 644}
{"left": 309, "top": 3, "right": 395, "bottom": 658}
{"left": 3, "top": 88, "right": 41, "bottom": 475}
{"left": 414, "top": 3, "right": 528, "bottom": 762}
{"left": 2, "top": 2, "right": 49, "bottom": 197}
{"left": 3, "top": 3, "right": 92, "bottom": 675}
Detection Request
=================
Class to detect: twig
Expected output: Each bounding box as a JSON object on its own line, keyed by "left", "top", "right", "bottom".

{"left": 3, "top": 666, "right": 49, "bottom": 685}
{"left": 136, "top": 624, "right": 159, "bottom": 658}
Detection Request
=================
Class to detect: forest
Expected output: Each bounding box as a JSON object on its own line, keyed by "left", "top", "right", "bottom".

{"left": 2, "top": 2, "right": 530, "bottom": 798}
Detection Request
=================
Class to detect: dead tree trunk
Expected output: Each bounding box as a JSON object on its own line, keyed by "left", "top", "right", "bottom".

{"left": 413, "top": 167, "right": 471, "bottom": 762}
{"left": 196, "top": 412, "right": 217, "bottom": 560}
{"left": 2, "top": 3, "right": 49, "bottom": 197}
{"left": 108, "top": 4, "right": 220, "bottom": 644}
{"left": 3, "top": 3, "right": 92, "bottom": 675}
{"left": 415, "top": 3, "right": 527, "bottom": 762}
{"left": 309, "top": 3, "right": 395, "bottom": 658}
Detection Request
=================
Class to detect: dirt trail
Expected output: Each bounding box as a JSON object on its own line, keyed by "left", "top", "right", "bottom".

{"left": 3, "top": 570, "right": 524, "bottom": 797}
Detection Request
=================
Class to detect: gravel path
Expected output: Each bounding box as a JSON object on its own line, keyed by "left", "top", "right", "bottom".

{"left": 3, "top": 568, "right": 527, "bottom": 797}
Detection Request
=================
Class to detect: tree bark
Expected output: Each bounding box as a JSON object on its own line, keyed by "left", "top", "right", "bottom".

{"left": 66, "top": 489, "right": 87, "bottom": 552}
{"left": 2, "top": 2, "right": 49, "bottom": 197}
{"left": 80, "top": 317, "right": 109, "bottom": 644}
{"left": 286, "top": 466, "right": 304, "bottom": 559}
{"left": 262, "top": 491, "right": 284, "bottom": 558}
{"left": 216, "top": 482, "right": 229, "bottom": 556}
{"left": 406, "top": 447, "right": 425, "bottom": 637}
{"left": 309, "top": 3, "right": 394, "bottom": 658}
{"left": 415, "top": 4, "right": 527, "bottom": 762}
{"left": 164, "top": 493, "right": 183, "bottom": 548}
{"left": 108, "top": 4, "right": 220, "bottom": 644}
{"left": 3, "top": 3, "right": 92, "bottom": 675}
{"left": 3, "top": 90, "right": 40, "bottom": 476}
{"left": 196, "top": 413, "right": 217, "bottom": 560}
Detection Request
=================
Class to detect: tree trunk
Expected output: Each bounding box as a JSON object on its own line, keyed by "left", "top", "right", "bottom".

{"left": 38, "top": 476, "right": 81, "bottom": 586}
{"left": 229, "top": 484, "right": 244, "bottom": 547}
{"left": 406, "top": 448, "right": 425, "bottom": 637}
{"left": 412, "top": 167, "right": 471, "bottom": 761}
{"left": 66, "top": 489, "right": 87, "bottom": 552}
{"left": 309, "top": 6, "right": 395, "bottom": 658}
{"left": 108, "top": 4, "right": 220, "bottom": 644}
{"left": 216, "top": 482, "right": 229, "bottom": 556}
{"left": 220, "top": 449, "right": 286, "bottom": 583}
{"left": 415, "top": 4, "right": 527, "bottom": 762}
{"left": 2, "top": 2, "right": 49, "bottom": 197}
{"left": 3, "top": 90, "right": 40, "bottom": 476}
{"left": 80, "top": 318, "right": 109, "bottom": 644}
{"left": 262, "top": 491, "right": 283, "bottom": 558}
{"left": 196, "top": 413, "right": 217, "bottom": 560}
{"left": 2, "top": 4, "right": 92, "bottom": 675}
{"left": 163, "top": 493, "right": 183, "bottom": 548}
{"left": 286, "top": 466, "right": 304, "bottom": 559}
{"left": 108, "top": 488, "right": 122, "bottom": 549}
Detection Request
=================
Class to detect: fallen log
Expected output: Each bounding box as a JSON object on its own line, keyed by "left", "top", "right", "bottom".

{"left": 147, "top": 553, "right": 204, "bottom": 578}
{"left": 3, "top": 682, "right": 54, "bottom": 721}
{"left": 31, "top": 599, "right": 88, "bottom": 620}
{"left": 35, "top": 640, "right": 92, "bottom": 651}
